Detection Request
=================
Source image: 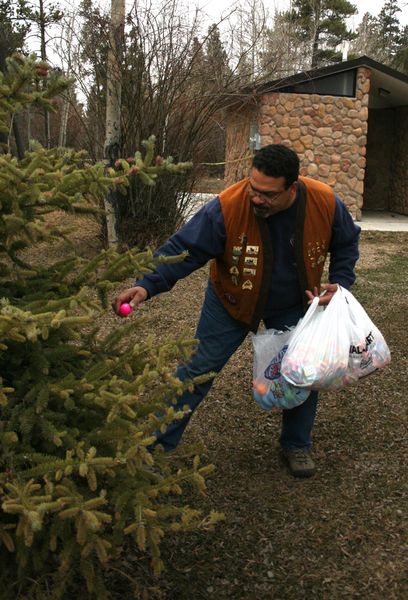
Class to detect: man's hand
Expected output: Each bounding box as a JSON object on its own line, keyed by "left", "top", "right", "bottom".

{"left": 112, "top": 286, "right": 148, "bottom": 316}
{"left": 305, "top": 283, "right": 339, "bottom": 306}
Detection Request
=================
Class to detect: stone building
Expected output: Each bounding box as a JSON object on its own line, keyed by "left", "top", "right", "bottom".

{"left": 224, "top": 56, "right": 408, "bottom": 220}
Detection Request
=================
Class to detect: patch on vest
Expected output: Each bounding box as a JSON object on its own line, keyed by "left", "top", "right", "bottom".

{"left": 307, "top": 240, "right": 328, "bottom": 269}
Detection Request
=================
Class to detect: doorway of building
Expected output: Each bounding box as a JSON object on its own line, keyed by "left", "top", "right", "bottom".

{"left": 363, "top": 107, "right": 396, "bottom": 211}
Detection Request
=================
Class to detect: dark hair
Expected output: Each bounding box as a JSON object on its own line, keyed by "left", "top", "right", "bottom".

{"left": 252, "top": 144, "right": 299, "bottom": 189}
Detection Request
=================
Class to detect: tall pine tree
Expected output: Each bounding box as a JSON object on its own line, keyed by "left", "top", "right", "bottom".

{"left": 349, "top": 1, "right": 406, "bottom": 72}
{"left": 284, "top": 0, "right": 358, "bottom": 67}
{"left": 376, "top": 0, "right": 403, "bottom": 61}
{"left": 205, "top": 24, "right": 232, "bottom": 90}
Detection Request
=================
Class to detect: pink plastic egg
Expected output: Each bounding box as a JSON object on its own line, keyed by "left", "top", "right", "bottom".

{"left": 119, "top": 303, "right": 133, "bottom": 317}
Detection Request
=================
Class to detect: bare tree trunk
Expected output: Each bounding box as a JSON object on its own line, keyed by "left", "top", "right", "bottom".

{"left": 39, "top": 0, "right": 51, "bottom": 148}
{"left": 27, "top": 108, "right": 31, "bottom": 150}
{"left": 311, "top": 0, "right": 321, "bottom": 68}
{"left": 13, "top": 118, "right": 24, "bottom": 159}
{"left": 58, "top": 92, "right": 70, "bottom": 147}
{"left": 58, "top": 15, "right": 75, "bottom": 148}
{"left": 103, "top": 0, "right": 125, "bottom": 247}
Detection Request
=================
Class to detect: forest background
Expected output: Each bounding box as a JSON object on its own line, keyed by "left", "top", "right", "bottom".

{"left": 2, "top": 0, "right": 408, "bottom": 222}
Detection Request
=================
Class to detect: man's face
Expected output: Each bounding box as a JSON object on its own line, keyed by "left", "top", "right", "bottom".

{"left": 248, "top": 168, "right": 298, "bottom": 218}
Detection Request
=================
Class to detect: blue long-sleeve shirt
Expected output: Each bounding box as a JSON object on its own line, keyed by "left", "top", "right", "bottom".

{"left": 136, "top": 193, "right": 360, "bottom": 317}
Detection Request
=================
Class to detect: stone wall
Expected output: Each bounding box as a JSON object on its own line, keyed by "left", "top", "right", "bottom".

{"left": 389, "top": 106, "right": 408, "bottom": 215}
{"left": 257, "top": 67, "right": 371, "bottom": 220}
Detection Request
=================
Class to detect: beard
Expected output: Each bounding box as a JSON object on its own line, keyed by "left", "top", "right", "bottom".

{"left": 252, "top": 203, "right": 272, "bottom": 218}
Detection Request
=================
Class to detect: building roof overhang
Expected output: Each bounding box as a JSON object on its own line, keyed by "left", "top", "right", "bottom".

{"left": 224, "top": 56, "right": 408, "bottom": 110}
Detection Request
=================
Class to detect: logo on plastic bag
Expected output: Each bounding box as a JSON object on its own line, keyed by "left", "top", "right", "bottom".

{"left": 264, "top": 346, "right": 288, "bottom": 380}
{"left": 349, "top": 330, "right": 374, "bottom": 370}
{"left": 349, "top": 331, "right": 374, "bottom": 355}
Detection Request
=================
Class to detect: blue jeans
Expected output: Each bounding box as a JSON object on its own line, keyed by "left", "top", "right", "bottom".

{"left": 153, "top": 281, "right": 318, "bottom": 452}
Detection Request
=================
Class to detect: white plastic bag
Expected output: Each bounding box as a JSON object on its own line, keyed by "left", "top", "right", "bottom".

{"left": 343, "top": 288, "right": 391, "bottom": 378}
{"left": 252, "top": 328, "right": 310, "bottom": 410}
{"left": 281, "top": 288, "right": 354, "bottom": 390}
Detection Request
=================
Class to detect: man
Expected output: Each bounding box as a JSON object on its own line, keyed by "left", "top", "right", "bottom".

{"left": 113, "top": 144, "right": 360, "bottom": 478}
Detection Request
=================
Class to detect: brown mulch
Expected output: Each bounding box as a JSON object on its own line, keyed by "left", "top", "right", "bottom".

{"left": 32, "top": 213, "right": 408, "bottom": 600}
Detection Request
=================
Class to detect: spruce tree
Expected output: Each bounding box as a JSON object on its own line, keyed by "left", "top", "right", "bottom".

{"left": 0, "top": 54, "right": 222, "bottom": 599}
{"left": 205, "top": 24, "right": 232, "bottom": 89}
{"left": 284, "top": 0, "right": 358, "bottom": 67}
{"left": 0, "top": 0, "right": 31, "bottom": 157}
{"left": 0, "top": 1, "right": 30, "bottom": 61}
{"left": 350, "top": 2, "right": 407, "bottom": 72}
{"left": 392, "top": 24, "right": 408, "bottom": 74}
{"left": 377, "top": 0, "right": 403, "bottom": 61}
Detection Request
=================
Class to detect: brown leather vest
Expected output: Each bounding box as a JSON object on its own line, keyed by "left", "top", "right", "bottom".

{"left": 209, "top": 176, "right": 336, "bottom": 331}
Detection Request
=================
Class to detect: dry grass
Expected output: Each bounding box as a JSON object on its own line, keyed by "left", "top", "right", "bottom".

{"left": 30, "top": 214, "right": 408, "bottom": 600}
{"left": 118, "top": 231, "right": 408, "bottom": 600}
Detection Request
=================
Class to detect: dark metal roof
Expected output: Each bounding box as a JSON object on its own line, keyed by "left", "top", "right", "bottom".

{"left": 256, "top": 55, "right": 408, "bottom": 94}
{"left": 223, "top": 56, "right": 408, "bottom": 109}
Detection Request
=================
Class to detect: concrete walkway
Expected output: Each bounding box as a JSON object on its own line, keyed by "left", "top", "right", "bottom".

{"left": 359, "top": 210, "right": 408, "bottom": 232}
{"left": 188, "top": 196, "right": 408, "bottom": 232}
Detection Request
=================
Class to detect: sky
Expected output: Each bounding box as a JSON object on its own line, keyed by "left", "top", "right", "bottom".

{"left": 196, "top": 0, "right": 408, "bottom": 28}
{"left": 86, "top": 0, "right": 408, "bottom": 28}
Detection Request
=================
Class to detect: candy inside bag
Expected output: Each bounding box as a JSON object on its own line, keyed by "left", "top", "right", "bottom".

{"left": 281, "top": 287, "right": 391, "bottom": 391}
{"left": 281, "top": 291, "right": 352, "bottom": 390}
{"left": 253, "top": 376, "right": 310, "bottom": 410}
{"left": 252, "top": 330, "right": 310, "bottom": 410}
